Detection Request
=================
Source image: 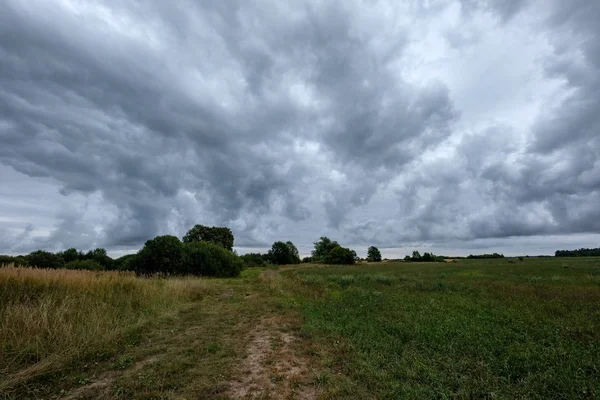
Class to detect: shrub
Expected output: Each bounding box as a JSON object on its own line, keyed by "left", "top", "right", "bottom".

{"left": 135, "top": 235, "right": 184, "bottom": 276}
{"left": 114, "top": 254, "right": 138, "bottom": 271}
{"left": 0, "top": 255, "right": 28, "bottom": 267}
{"left": 64, "top": 259, "right": 105, "bottom": 271}
{"left": 240, "top": 253, "right": 268, "bottom": 268}
{"left": 183, "top": 242, "right": 243, "bottom": 277}
{"left": 302, "top": 256, "right": 313, "bottom": 263}
{"left": 325, "top": 246, "right": 356, "bottom": 265}
{"left": 26, "top": 250, "right": 65, "bottom": 269}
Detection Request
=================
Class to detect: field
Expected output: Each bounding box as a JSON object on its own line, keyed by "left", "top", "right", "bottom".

{"left": 1, "top": 257, "right": 599, "bottom": 399}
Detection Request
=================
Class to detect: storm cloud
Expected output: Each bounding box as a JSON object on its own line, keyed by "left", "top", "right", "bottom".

{"left": 1, "top": 0, "right": 599, "bottom": 257}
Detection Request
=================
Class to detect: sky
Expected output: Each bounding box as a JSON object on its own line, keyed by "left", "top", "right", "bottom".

{"left": 1, "top": 0, "right": 599, "bottom": 258}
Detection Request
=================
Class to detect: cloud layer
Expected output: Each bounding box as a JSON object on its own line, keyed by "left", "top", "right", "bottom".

{"left": 1, "top": 0, "right": 599, "bottom": 256}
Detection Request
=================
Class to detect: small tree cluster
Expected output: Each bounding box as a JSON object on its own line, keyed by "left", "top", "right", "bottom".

{"left": 134, "top": 226, "right": 243, "bottom": 277}
{"left": 466, "top": 253, "right": 505, "bottom": 259}
{"left": 0, "top": 223, "right": 243, "bottom": 278}
{"left": 268, "top": 241, "right": 300, "bottom": 265}
{"left": 240, "top": 253, "right": 270, "bottom": 268}
{"left": 555, "top": 248, "right": 600, "bottom": 257}
{"left": 182, "top": 224, "right": 234, "bottom": 251}
{"left": 404, "top": 251, "right": 443, "bottom": 262}
{"left": 311, "top": 237, "right": 357, "bottom": 265}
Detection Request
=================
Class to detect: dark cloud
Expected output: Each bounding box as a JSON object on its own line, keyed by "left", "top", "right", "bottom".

{"left": 0, "top": 0, "right": 599, "bottom": 257}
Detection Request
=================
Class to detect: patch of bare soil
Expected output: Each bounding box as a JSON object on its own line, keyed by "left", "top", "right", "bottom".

{"left": 226, "top": 316, "right": 318, "bottom": 400}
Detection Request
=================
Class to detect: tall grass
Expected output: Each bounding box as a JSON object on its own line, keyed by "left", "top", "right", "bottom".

{"left": 0, "top": 265, "right": 206, "bottom": 392}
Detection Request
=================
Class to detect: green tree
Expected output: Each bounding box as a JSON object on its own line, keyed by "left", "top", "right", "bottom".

{"left": 312, "top": 236, "right": 340, "bottom": 261}
{"left": 412, "top": 251, "right": 421, "bottom": 260}
{"left": 135, "top": 235, "right": 184, "bottom": 276}
{"left": 268, "top": 241, "right": 301, "bottom": 265}
{"left": 367, "top": 246, "right": 382, "bottom": 262}
{"left": 324, "top": 246, "right": 356, "bottom": 265}
{"left": 82, "top": 248, "right": 114, "bottom": 270}
{"left": 114, "top": 254, "right": 138, "bottom": 271}
{"left": 182, "top": 224, "right": 234, "bottom": 251}
{"left": 59, "top": 248, "right": 79, "bottom": 263}
{"left": 26, "top": 250, "right": 65, "bottom": 269}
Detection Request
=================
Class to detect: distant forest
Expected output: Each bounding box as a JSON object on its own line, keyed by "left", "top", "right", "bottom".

{"left": 555, "top": 248, "right": 600, "bottom": 257}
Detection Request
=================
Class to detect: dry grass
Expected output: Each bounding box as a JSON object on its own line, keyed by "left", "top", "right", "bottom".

{"left": 0, "top": 265, "right": 206, "bottom": 394}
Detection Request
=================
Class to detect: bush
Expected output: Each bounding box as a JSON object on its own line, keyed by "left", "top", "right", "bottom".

{"left": 183, "top": 242, "right": 244, "bottom": 277}
{"left": 64, "top": 259, "right": 105, "bottom": 271}
{"left": 240, "top": 253, "right": 268, "bottom": 268}
{"left": 114, "top": 254, "right": 138, "bottom": 271}
{"left": 26, "top": 250, "right": 65, "bottom": 269}
{"left": 302, "top": 257, "right": 313, "bottom": 263}
{"left": 324, "top": 246, "right": 356, "bottom": 265}
{"left": 135, "top": 235, "right": 184, "bottom": 276}
{"left": 0, "top": 255, "right": 28, "bottom": 267}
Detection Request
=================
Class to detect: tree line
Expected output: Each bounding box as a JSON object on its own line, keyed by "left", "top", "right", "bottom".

{"left": 0, "top": 227, "right": 387, "bottom": 277}
{"left": 555, "top": 248, "right": 600, "bottom": 257}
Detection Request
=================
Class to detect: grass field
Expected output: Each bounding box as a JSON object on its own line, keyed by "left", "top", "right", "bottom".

{"left": 289, "top": 258, "right": 600, "bottom": 399}
{"left": 1, "top": 258, "right": 599, "bottom": 399}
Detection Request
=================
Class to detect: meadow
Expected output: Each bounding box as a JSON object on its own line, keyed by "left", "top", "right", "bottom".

{"left": 289, "top": 257, "right": 600, "bottom": 398}
{"left": 1, "top": 257, "right": 599, "bottom": 399}
{"left": 0, "top": 266, "right": 208, "bottom": 396}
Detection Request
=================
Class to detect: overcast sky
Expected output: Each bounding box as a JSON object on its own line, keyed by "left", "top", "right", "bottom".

{"left": 1, "top": 0, "right": 599, "bottom": 258}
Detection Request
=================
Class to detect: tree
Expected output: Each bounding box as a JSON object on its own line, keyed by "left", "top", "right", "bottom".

{"left": 59, "top": 248, "right": 79, "bottom": 263}
{"left": 412, "top": 251, "right": 421, "bottom": 260}
{"left": 114, "top": 254, "right": 138, "bottom": 271}
{"left": 135, "top": 235, "right": 184, "bottom": 276}
{"left": 421, "top": 252, "right": 433, "bottom": 262}
{"left": 83, "top": 248, "right": 114, "bottom": 270}
{"left": 182, "top": 224, "right": 234, "bottom": 251}
{"left": 367, "top": 246, "right": 382, "bottom": 262}
{"left": 183, "top": 241, "right": 243, "bottom": 277}
{"left": 312, "top": 237, "right": 340, "bottom": 261}
{"left": 268, "top": 241, "right": 301, "bottom": 265}
{"left": 286, "top": 241, "right": 300, "bottom": 262}
{"left": 324, "top": 246, "right": 356, "bottom": 265}
{"left": 26, "top": 250, "right": 65, "bottom": 269}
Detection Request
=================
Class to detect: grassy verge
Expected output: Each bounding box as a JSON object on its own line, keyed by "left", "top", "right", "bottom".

{"left": 286, "top": 258, "right": 600, "bottom": 399}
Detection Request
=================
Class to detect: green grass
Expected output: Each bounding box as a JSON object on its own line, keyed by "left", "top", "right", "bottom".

{"left": 288, "top": 258, "right": 600, "bottom": 399}
{"left": 2, "top": 258, "right": 599, "bottom": 399}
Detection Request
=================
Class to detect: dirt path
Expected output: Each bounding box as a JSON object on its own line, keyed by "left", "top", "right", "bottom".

{"left": 226, "top": 316, "right": 318, "bottom": 399}
{"left": 50, "top": 271, "right": 320, "bottom": 400}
